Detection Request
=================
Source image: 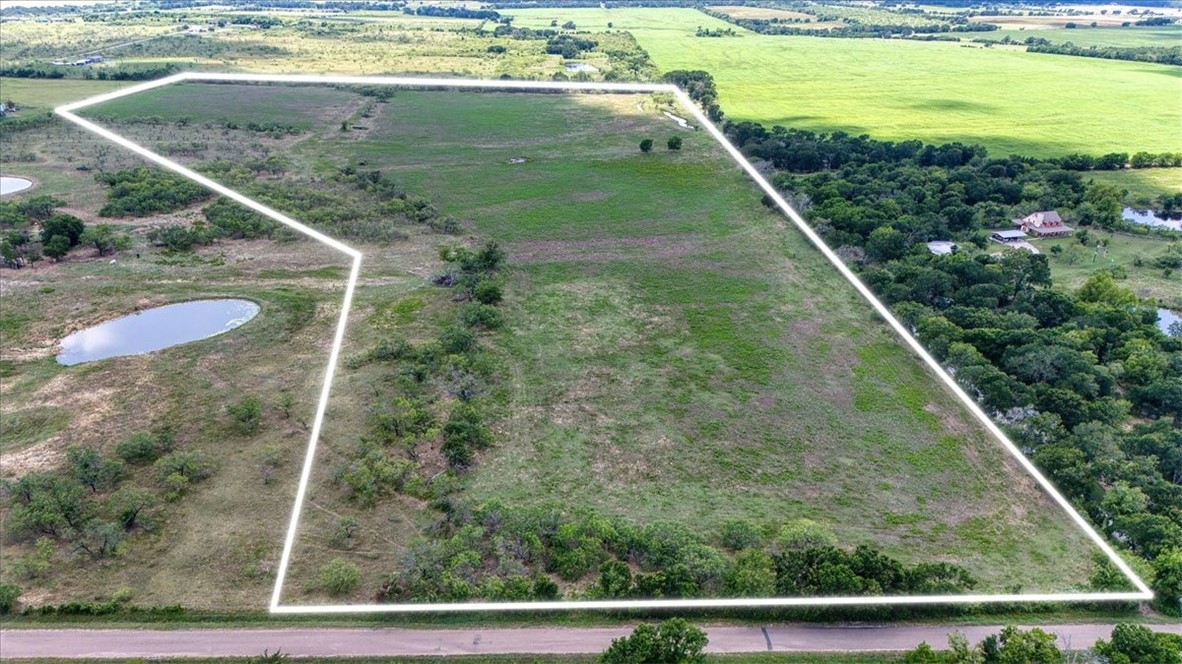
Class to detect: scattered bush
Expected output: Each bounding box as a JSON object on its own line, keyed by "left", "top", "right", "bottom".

{"left": 460, "top": 303, "right": 504, "bottom": 330}
{"left": 320, "top": 558, "right": 360, "bottom": 596}
{"left": 115, "top": 431, "right": 174, "bottom": 465}
{"left": 228, "top": 395, "right": 263, "bottom": 434}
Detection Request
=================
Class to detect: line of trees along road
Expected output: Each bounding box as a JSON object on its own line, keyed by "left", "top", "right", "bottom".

{"left": 665, "top": 70, "right": 1182, "bottom": 616}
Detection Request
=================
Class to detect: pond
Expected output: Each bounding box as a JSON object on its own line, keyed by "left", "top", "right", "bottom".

{"left": 57, "top": 299, "right": 260, "bottom": 366}
{"left": 1, "top": 176, "right": 33, "bottom": 196}
{"left": 1159, "top": 308, "right": 1181, "bottom": 337}
{"left": 1123, "top": 207, "right": 1182, "bottom": 232}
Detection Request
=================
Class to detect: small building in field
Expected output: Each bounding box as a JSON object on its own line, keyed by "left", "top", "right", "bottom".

{"left": 926, "top": 241, "right": 957, "bottom": 256}
{"left": 991, "top": 229, "right": 1028, "bottom": 244}
{"left": 1014, "top": 210, "right": 1072, "bottom": 237}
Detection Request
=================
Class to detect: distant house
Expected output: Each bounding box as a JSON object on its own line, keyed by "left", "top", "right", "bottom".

{"left": 1014, "top": 210, "right": 1072, "bottom": 238}
{"left": 926, "top": 241, "right": 957, "bottom": 256}
{"left": 991, "top": 229, "right": 1028, "bottom": 244}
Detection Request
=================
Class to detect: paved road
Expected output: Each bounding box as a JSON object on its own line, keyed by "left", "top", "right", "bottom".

{"left": 2, "top": 624, "right": 1180, "bottom": 658}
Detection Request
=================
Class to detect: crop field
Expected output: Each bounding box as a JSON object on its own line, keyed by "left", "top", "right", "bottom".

{"left": 63, "top": 82, "right": 1111, "bottom": 606}
{"left": 966, "top": 25, "right": 1182, "bottom": 47}
{"left": 503, "top": 8, "right": 1182, "bottom": 158}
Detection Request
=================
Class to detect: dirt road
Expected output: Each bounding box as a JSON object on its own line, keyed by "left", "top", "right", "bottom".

{"left": 2, "top": 623, "right": 1180, "bottom": 658}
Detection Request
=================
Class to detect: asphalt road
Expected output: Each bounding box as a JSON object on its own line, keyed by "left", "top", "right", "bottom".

{"left": 2, "top": 624, "right": 1180, "bottom": 658}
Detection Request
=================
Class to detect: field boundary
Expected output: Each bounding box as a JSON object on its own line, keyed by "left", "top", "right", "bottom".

{"left": 55, "top": 72, "right": 1153, "bottom": 613}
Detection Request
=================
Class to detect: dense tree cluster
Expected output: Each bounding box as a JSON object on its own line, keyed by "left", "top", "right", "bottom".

{"left": 544, "top": 34, "right": 598, "bottom": 58}
{"left": 376, "top": 500, "right": 975, "bottom": 603}
{"left": 405, "top": 5, "right": 498, "bottom": 20}
{"left": 0, "top": 63, "right": 181, "bottom": 82}
{"left": 0, "top": 196, "right": 126, "bottom": 267}
{"left": 96, "top": 167, "right": 211, "bottom": 217}
{"left": 663, "top": 69, "right": 723, "bottom": 121}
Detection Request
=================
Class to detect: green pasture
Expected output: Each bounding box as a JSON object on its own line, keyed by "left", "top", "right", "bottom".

{"left": 81, "top": 82, "right": 360, "bottom": 130}
{"left": 0, "top": 77, "right": 131, "bottom": 112}
{"left": 210, "top": 86, "right": 1102, "bottom": 592}
{"left": 504, "top": 8, "right": 1182, "bottom": 158}
{"left": 1086, "top": 168, "right": 1182, "bottom": 201}
{"left": 965, "top": 25, "right": 1182, "bottom": 48}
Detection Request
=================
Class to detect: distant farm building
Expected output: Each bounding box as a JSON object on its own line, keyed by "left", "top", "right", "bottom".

{"left": 926, "top": 241, "right": 957, "bottom": 256}
{"left": 1014, "top": 210, "right": 1072, "bottom": 238}
{"left": 71, "top": 55, "right": 104, "bottom": 66}
{"left": 991, "top": 230, "right": 1027, "bottom": 244}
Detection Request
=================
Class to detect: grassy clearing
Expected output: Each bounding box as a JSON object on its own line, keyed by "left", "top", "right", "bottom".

{"left": 1085, "top": 168, "right": 1182, "bottom": 202}
{"left": 84, "top": 83, "right": 360, "bottom": 130}
{"left": 104, "top": 87, "right": 1106, "bottom": 603}
{"left": 1038, "top": 231, "right": 1182, "bottom": 308}
{"left": 0, "top": 77, "right": 132, "bottom": 112}
{"left": 504, "top": 8, "right": 1182, "bottom": 158}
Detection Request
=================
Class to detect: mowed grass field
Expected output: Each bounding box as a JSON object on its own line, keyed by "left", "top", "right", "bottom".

{"left": 504, "top": 8, "right": 1182, "bottom": 158}
{"left": 77, "top": 85, "right": 1112, "bottom": 598}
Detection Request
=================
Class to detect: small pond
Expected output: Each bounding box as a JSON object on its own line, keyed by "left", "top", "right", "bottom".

{"left": 1, "top": 176, "right": 33, "bottom": 196}
{"left": 1159, "top": 308, "right": 1181, "bottom": 337}
{"left": 1123, "top": 207, "right": 1182, "bottom": 232}
{"left": 563, "top": 62, "right": 599, "bottom": 73}
{"left": 57, "top": 299, "right": 260, "bottom": 366}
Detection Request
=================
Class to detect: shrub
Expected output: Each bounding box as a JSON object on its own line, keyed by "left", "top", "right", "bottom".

{"left": 0, "top": 584, "right": 21, "bottom": 614}
{"left": 668, "top": 136, "right": 683, "bottom": 150}
{"left": 115, "top": 431, "right": 174, "bottom": 464}
{"left": 154, "top": 450, "right": 212, "bottom": 484}
{"left": 719, "top": 519, "right": 764, "bottom": 550}
{"left": 439, "top": 326, "right": 477, "bottom": 355}
{"left": 39, "top": 213, "right": 84, "bottom": 246}
{"left": 460, "top": 303, "right": 504, "bottom": 330}
{"left": 773, "top": 519, "right": 837, "bottom": 551}
{"left": 473, "top": 279, "right": 503, "bottom": 305}
{"left": 601, "top": 618, "right": 708, "bottom": 664}
{"left": 429, "top": 215, "right": 462, "bottom": 235}
{"left": 320, "top": 558, "right": 360, "bottom": 595}
{"left": 640, "top": 138, "right": 654, "bottom": 153}
{"left": 228, "top": 395, "right": 263, "bottom": 434}
{"left": 203, "top": 198, "right": 275, "bottom": 239}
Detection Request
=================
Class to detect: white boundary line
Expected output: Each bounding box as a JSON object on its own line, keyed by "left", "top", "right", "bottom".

{"left": 54, "top": 72, "right": 1152, "bottom": 614}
